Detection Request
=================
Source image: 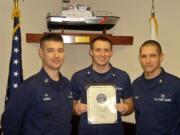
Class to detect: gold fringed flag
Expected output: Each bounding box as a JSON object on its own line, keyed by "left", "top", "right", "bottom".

{"left": 150, "top": 0, "right": 158, "bottom": 41}
{"left": 5, "top": 0, "right": 23, "bottom": 105}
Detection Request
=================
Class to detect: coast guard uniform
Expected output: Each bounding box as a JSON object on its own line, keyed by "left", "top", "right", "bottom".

{"left": 132, "top": 68, "right": 180, "bottom": 135}
{"left": 2, "top": 68, "right": 72, "bottom": 135}
{"left": 71, "top": 65, "right": 132, "bottom": 135}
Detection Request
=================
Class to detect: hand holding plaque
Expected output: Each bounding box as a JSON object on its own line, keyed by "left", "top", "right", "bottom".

{"left": 87, "top": 85, "right": 117, "bottom": 124}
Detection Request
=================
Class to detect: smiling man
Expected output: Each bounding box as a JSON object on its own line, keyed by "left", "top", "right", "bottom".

{"left": 2, "top": 33, "right": 72, "bottom": 135}
{"left": 132, "top": 40, "right": 180, "bottom": 135}
{"left": 71, "top": 36, "right": 134, "bottom": 135}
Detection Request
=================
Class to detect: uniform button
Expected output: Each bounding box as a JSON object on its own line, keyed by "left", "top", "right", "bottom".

{"left": 44, "top": 78, "right": 49, "bottom": 83}
{"left": 159, "top": 79, "right": 163, "bottom": 84}
{"left": 87, "top": 71, "right": 91, "bottom": 75}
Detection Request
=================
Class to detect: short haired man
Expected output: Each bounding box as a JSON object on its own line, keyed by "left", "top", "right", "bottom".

{"left": 2, "top": 33, "right": 73, "bottom": 135}
{"left": 132, "top": 40, "right": 180, "bottom": 135}
{"left": 71, "top": 36, "right": 134, "bottom": 135}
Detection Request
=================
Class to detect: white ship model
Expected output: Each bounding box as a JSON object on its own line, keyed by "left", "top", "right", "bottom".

{"left": 47, "top": 2, "right": 120, "bottom": 31}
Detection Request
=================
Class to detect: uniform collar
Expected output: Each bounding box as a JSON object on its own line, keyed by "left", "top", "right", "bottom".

{"left": 141, "top": 67, "right": 165, "bottom": 84}
{"left": 86, "top": 64, "right": 115, "bottom": 75}
{"left": 85, "top": 64, "right": 117, "bottom": 83}
{"left": 39, "top": 68, "right": 64, "bottom": 85}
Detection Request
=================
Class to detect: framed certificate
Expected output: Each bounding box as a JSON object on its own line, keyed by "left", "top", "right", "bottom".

{"left": 87, "top": 85, "right": 117, "bottom": 124}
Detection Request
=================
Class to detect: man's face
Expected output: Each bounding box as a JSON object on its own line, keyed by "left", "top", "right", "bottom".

{"left": 139, "top": 45, "right": 163, "bottom": 75}
{"left": 39, "top": 40, "right": 64, "bottom": 71}
{"left": 90, "top": 40, "right": 112, "bottom": 68}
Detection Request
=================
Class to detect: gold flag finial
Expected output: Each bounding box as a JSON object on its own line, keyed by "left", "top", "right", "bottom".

{"left": 12, "top": 0, "right": 21, "bottom": 18}
{"left": 14, "top": 0, "right": 18, "bottom": 8}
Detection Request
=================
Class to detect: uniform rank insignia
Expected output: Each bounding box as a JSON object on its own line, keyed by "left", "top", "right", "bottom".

{"left": 43, "top": 93, "right": 51, "bottom": 101}
{"left": 68, "top": 91, "right": 73, "bottom": 99}
{"left": 116, "top": 87, "right": 123, "bottom": 91}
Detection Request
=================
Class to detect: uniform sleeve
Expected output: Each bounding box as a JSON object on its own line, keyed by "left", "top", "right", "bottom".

{"left": 122, "top": 73, "right": 133, "bottom": 99}
{"left": 2, "top": 84, "right": 30, "bottom": 135}
{"left": 174, "top": 78, "right": 180, "bottom": 113}
{"left": 71, "top": 74, "right": 81, "bottom": 100}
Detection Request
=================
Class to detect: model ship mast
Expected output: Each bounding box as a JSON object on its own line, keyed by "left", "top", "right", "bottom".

{"left": 62, "top": 0, "right": 70, "bottom": 10}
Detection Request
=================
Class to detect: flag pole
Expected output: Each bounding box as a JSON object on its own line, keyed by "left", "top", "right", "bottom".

{"left": 151, "top": 0, "right": 155, "bottom": 17}
{"left": 14, "top": 0, "right": 18, "bottom": 8}
{"left": 150, "top": 0, "right": 158, "bottom": 41}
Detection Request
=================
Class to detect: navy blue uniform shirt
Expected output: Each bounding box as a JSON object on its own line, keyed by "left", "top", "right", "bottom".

{"left": 132, "top": 68, "right": 180, "bottom": 135}
{"left": 71, "top": 65, "right": 132, "bottom": 135}
{"left": 2, "top": 68, "right": 73, "bottom": 135}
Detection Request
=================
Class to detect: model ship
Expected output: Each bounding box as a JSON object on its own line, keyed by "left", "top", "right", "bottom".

{"left": 47, "top": 2, "right": 120, "bottom": 31}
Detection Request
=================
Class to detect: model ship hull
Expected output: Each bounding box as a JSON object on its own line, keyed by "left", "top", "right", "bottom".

{"left": 47, "top": 16, "right": 120, "bottom": 31}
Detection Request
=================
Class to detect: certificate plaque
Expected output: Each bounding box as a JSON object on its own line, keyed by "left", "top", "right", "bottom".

{"left": 87, "top": 85, "right": 117, "bottom": 124}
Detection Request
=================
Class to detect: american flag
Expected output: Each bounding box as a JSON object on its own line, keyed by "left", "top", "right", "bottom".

{"left": 5, "top": 6, "right": 23, "bottom": 104}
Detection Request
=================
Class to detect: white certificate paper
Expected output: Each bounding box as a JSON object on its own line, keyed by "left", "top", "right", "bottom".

{"left": 87, "top": 85, "right": 117, "bottom": 124}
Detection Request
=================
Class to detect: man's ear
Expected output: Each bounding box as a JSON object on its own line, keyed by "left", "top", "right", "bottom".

{"left": 89, "top": 49, "right": 93, "bottom": 57}
{"left": 138, "top": 55, "right": 141, "bottom": 62}
{"left": 110, "top": 49, "right": 113, "bottom": 57}
{"left": 38, "top": 48, "right": 43, "bottom": 59}
{"left": 160, "top": 53, "right": 164, "bottom": 62}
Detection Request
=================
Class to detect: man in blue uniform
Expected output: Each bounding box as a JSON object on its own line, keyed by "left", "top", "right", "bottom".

{"left": 71, "top": 36, "right": 134, "bottom": 135}
{"left": 132, "top": 40, "right": 180, "bottom": 135}
{"left": 2, "top": 33, "right": 72, "bottom": 135}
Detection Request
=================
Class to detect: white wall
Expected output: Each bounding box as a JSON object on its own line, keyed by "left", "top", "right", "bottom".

{"left": 0, "top": 0, "right": 180, "bottom": 123}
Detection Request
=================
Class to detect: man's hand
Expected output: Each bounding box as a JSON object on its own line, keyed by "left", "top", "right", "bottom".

{"left": 116, "top": 103, "right": 129, "bottom": 115}
{"left": 74, "top": 100, "right": 87, "bottom": 116}
{"left": 117, "top": 97, "right": 134, "bottom": 115}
